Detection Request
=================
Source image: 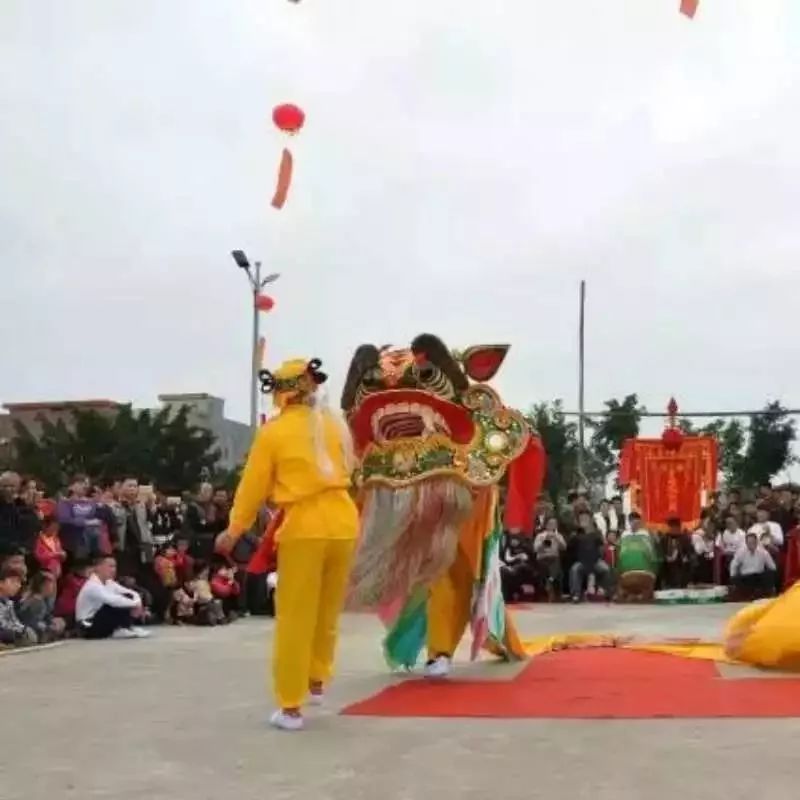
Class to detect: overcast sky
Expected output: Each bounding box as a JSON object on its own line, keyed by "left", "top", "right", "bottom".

{"left": 2, "top": 0, "right": 800, "bottom": 435}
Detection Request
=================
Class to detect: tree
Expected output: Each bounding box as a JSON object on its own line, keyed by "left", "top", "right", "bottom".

{"left": 678, "top": 404, "right": 793, "bottom": 487}
{"left": 12, "top": 404, "right": 221, "bottom": 494}
{"left": 588, "top": 394, "right": 645, "bottom": 478}
{"left": 739, "top": 402, "right": 796, "bottom": 487}
{"left": 526, "top": 400, "right": 580, "bottom": 502}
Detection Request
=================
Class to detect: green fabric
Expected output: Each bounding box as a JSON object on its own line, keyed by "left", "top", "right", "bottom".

{"left": 618, "top": 532, "right": 657, "bottom": 576}
{"left": 383, "top": 587, "right": 428, "bottom": 670}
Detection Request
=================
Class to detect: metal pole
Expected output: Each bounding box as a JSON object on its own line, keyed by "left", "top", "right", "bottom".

{"left": 250, "top": 261, "right": 262, "bottom": 434}
{"left": 577, "top": 280, "right": 586, "bottom": 486}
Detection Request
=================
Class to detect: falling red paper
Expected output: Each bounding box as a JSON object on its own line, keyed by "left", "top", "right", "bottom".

{"left": 680, "top": 0, "right": 698, "bottom": 18}
{"left": 271, "top": 148, "right": 293, "bottom": 210}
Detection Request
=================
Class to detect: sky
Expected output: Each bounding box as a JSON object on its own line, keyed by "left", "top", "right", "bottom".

{"left": 2, "top": 0, "right": 800, "bottom": 438}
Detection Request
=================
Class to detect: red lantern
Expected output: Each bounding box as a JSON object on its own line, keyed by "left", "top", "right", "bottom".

{"left": 255, "top": 294, "right": 275, "bottom": 312}
{"left": 272, "top": 103, "right": 305, "bottom": 135}
{"left": 662, "top": 427, "right": 684, "bottom": 451}
{"left": 680, "top": 0, "right": 699, "bottom": 18}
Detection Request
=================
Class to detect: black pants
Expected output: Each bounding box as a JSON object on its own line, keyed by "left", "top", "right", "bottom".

{"left": 82, "top": 605, "right": 133, "bottom": 639}
{"left": 733, "top": 571, "right": 775, "bottom": 601}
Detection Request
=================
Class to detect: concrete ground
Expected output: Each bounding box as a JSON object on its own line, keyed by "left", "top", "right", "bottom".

{"left": 2, "top": 605, "right": 799, "bottom": 800}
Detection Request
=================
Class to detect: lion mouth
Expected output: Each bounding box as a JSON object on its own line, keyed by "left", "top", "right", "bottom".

{"left": 350, "top": 389, "right": 475, "bottom": 453}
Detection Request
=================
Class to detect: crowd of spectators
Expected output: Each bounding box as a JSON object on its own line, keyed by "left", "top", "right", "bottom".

{"left": 0, "top": 471, "right": 278, "bottom": 650}
{"left": 500, "top": 484, "right": 800, "bottom": 604}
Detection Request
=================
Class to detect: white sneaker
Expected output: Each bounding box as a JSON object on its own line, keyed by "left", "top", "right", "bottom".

{"left": 308, "top": 691, "right": 325, "bottom": 707}
{"left": 424, "top": 655, "right": 452, "bottom": 679}
{"left": 111, "top": 628, "right": 139, "bottom": 640}
{"left": 270, "top": 710, "right": 304, "bottom": 731}
{"left": 129, "top": 626, "right": 151, "bottom": 639}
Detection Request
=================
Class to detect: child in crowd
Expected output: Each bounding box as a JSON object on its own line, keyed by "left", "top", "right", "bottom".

{"left": 1, "top": 551, "right": 28, "bottom": 587}
{"left": 190, "top": 563, "right": 225, "bottom": 625}
{"left": 54, "top": 559, "right": 90, "bottom": 631}
{"left": 33, "top": 503, "right": 67, "bottom": 579}
{"left": 210, "top": 562, "right": 241, "bottom": 620}
{"left": 604, "top": 529, "right": 619, "bottom": 571}
{"left": 174, "top": 536, "right": 195, "bottom": 584}
{"left": 18, "top": 571, "right": 66, "bottom": 643}
{"left": 0, "top": 566, "right": 37, "bottom": 646}
{"left": 154, "top": 542, "right": 180, "bottom": 621}
{"left": 171, "top": 577, "right": 197, "bottom": 624}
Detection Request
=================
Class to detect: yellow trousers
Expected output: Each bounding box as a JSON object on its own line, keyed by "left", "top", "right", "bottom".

{"left": 272, "top": 538, "right": 355, "bottom": 709}
{"left": 426, "top": 548, "right": 473, "bottom": 659}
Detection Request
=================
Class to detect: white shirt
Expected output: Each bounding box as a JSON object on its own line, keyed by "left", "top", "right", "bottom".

{"left": 730, "top": 545, "right": 776, "bottom": 577}
{"left": 748, "top": 521, "right": 784, "bottom": 548}
{"left": 692, "top": 530, "right": 714, "bottom": 557}
{"left": 717, "top": 528, "right": 746, "bottom": 555}
{"left": 593, "top": 509, "right": 620, "bottom": 538}
{"left": 76, "top": 574, "right": 141, "bottom": 623}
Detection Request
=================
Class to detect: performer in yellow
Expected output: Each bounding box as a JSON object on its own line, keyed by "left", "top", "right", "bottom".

{"left": 216, "top": 357, "right": 358, "bottom": 731}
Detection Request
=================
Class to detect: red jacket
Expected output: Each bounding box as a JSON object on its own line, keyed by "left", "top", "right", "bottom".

{"left": 35, "top": 533, "right": 67, "bottom": 578}
{"left": 211, "top": 574, "right": 240, "bottom": 599}
{"left": 784, "top": 527, "right": 800, "bottom": 590}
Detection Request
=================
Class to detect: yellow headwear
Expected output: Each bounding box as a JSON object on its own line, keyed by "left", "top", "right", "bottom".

{"left": 259, "top": 358, "right": 328, "bottom": 409}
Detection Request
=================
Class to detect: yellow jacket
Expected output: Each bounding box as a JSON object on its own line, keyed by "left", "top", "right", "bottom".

{"left": 228, "top": 405, "right": 358, "bottom": 543}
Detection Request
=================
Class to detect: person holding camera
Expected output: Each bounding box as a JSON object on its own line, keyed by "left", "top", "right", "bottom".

{"left": 533, "top": 517, "right": 567, "bottom": 601}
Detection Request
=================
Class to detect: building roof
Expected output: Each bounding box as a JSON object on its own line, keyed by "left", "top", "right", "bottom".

{"left": 2, "top": 400, "right": 122, "bottom": 412}
{"left": 158, "top": 393, "right": 217, "bottom": 402}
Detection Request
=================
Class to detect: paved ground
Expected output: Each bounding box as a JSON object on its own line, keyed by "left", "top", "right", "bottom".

{"left": 3, "top": 605, "right": 799, "bottom": 800}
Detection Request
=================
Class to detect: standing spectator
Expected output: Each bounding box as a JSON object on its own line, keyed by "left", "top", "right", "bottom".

{"left": 57, "top": 474, "right": 101, "bottom": 559}
{"left": 184, "top": 483, "right": 224, "bottom": 559}
{"left": 568, "top": 511, "right": 610, "bottom": 602}
{"left": 730, "top": 533, "right": 776, "bottom": 600}
{"left": 0, "top": 566, "right": 37, "bottom": 646}
{"left": 151, "top": 493, "right": 183, "bottom": 544}
{"left": 533, "top": 517, "right": 566, "bottom": 601}
{"left": 748, "top": 505, "right": 784, "bottom": 549}
{"left": 610, "top": 496, "right": 627, "bottom": 533}
{"left": 17, "top": 571, "right": 65, "bottom": 643}
{"left": 14, "top": 476, "right": 43, "bottom": 553}
{"left": 593, "top": 499, "right": 620, "bottom": 539}
{"left": 117, "top": 477, "right": 155, "bottom": 578}
{"left": 75, "top": 555, "right": 150, "bottom": 639}
{"left": 33, "top": 501, "right": 67, "bottom": 579}
{"left": 772, "top": 487, "right": 797, "bottom": 540}
{"left": 0, "top": 472, "right": 23, "bottom": 556}
{"left": 783, "top": 521, "right": 800, "bottom": 589}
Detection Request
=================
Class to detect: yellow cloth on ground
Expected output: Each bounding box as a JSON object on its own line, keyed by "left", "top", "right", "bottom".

{"left": 521, "top": 584, "right": 800, "bottom": 671}
{"left": 228, "top": 404, "right": 358, "bottom": 542}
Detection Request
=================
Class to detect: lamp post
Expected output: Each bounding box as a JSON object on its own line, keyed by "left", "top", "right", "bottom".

{"left": 230, "top": 250, "right": 280, "bottom": 434}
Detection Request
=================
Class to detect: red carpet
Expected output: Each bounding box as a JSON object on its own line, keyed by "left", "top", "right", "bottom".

{"left": 342, "top": 648, "right": 800, "bottom": 719}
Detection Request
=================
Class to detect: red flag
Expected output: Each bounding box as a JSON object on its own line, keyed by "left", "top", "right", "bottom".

{"left": 270, "top": 147, "right": 293, "bottom": 209}
{"left": 680, "top": 0, "right": 698, "bottom": 18}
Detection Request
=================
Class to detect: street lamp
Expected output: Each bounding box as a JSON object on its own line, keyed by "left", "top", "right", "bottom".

{"left": 230, "top": 250, "right": 281, "bottom": 433}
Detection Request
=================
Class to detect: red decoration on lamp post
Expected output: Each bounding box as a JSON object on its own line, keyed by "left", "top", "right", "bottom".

{"left": 662, "top": 397, "right": 684, "bottom": 451}
{"left": 255, "top": 293, "right": 275, "bottom": 313}
{"left": 272, "top": 103, "right": 305, "bottom": 134}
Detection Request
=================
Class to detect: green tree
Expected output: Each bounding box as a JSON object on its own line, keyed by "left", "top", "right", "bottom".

{"left": 739, "top": 402, "right": 796, "bottom": 487}
{"left": 12, "top": 404, "right": 220, "bottom": 494}
{"left": 526, "top": 400, "right": 580, "bottom": 502}
{"left": 588, "top": 394, "right": 645, "bottom": 478}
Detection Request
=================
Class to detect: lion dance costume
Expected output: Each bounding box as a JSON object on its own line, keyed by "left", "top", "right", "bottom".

{"left": 225, "top": 358, "right": 359, "bottom": 730}
{"left": 342, "top": 334, "right": 546, "bottom": 674}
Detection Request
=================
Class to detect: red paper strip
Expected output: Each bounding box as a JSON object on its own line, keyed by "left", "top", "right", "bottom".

{"left": 271, "top": 147, "right": 293, "bottom": 210}
{"left": 680, "top": 0, "right": 698, "bottom": 18}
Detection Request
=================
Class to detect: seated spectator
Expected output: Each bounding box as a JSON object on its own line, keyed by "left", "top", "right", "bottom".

{"left": 662, "top": 518, "right": 691, "bottom": 589}
{"left": 604, "top": 529, "right": 619, "bottom": 571}
{"left": 210, "top": 561, "right": 241, "bottom": 619}
{"left": 33, "top": 502, "right": 67, "bottom": 579}
{"left": 748, "top": 505, "right": 784, "bottom": 549}
{"left": 533, "top": 517, "right": 566, "bottom": 601}
{"left": 118, "top": 575, "right": 154, "bottom": 625}
{"left": 716, "top": 515, "right": 746, "bottom": 582}
{"left": 190, "top": 562, "right": 226, "bottom": 625}
{"left": 17, "top": 571, "right": 66, "bottom": 643}
{"left": 1, "top": 549, "right": 28, "bottom": 586}
{"left": 54, "top": 559, "right": 90, "bottom": 631}
{"left": 568, "top": 511, "right": 611, "bottom": 602}
{"left": 500, "top": 532, "right": 535, "bottom": 603}
{"left": 691, "top": 521, "right": 716, "bottom": 585}
{"left": 730, "top": 533, "right": 776, "bottom": 601}
{"left": 0, "top": 566, "right": 37, "bottom": 646}
{"left": 171, "top": 578, "right": 197, "bottom": 625}
{"left": 75, "top": 555, "right": 150, "bottom": 639}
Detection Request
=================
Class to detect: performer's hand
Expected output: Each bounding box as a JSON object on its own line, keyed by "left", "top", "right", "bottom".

{"left": 215, "top": 530, "right": 234, "bottom": 555}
